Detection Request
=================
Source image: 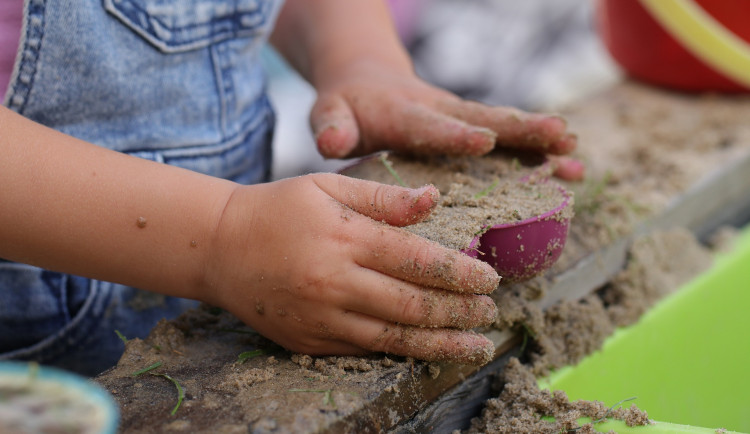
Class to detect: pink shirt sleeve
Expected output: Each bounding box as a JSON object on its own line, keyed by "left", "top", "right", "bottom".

{"left": 1, "top": 0, "right": 24, "bottom": 103}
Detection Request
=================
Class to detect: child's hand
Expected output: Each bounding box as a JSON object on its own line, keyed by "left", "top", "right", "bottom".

{"left": 310, "top": 60, "right": 584, "bottom": 181}
{"left": 202, "top": 174, "right": 500, "bottom": 364}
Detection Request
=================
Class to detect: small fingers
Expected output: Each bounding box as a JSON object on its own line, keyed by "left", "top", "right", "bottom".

{"left": 311, "top": 173, "right": 499, "bottom": 292}
{"left": 313, "top": 173, "right": 439, "bottom": 227}
{"left": 341, "top": 271, "right": 497, "bottom": 328}
{"left": 439, "top": 99, "right": 577, "bottom": 155}
{"left": 354, "top": 225, "right": 500, "bottom": 294}
{"left": 336, "top": 313, "right": 495, "bottom": 365}
{"left": 385, "top": 105, "right": 497, "bottom": 156}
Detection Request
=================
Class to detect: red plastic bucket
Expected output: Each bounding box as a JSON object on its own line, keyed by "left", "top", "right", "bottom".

{"left": 597, "top": 0, "right": 750, "bottom": 92}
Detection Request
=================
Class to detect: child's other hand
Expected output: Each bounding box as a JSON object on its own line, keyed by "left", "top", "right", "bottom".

{"left": 310, "top": 61, "right": 584, "bottom": 181}
{"left": 202, "top": 174, "right": 500, "bottom": 365}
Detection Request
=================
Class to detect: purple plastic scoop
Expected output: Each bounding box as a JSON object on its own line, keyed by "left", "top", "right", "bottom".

{"left": 461, "top": 181, "right": 572, "bottom": 283}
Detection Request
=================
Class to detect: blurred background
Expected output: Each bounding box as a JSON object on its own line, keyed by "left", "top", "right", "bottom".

{"left": 265, "top": 0, "right": 623, "bottom": 181}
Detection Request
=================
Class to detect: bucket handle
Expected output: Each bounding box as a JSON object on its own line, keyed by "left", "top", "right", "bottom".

{"left": 639, "top": 0, "right": 750, "bottom": 89}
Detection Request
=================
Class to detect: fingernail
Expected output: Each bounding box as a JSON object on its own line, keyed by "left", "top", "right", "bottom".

{"left": 549, "top": 114, "right": 568, "bottom": 129}
{"left": 467, "top": 128, "right": 497, "bottom": 155}
{"left": 552, "top": 156, "right": 585, "bottom": 181}
{"left": 316, "top": 124, "right": 356, "bottom": 159}
{"left": 410, "top": 184, "right": 439, "bottom": 208}
{"left": 473, "top": 261, "right": 501, "bottom": 293}
{"left": 314, "top": 123, "right": 339, "bottom": 139}
{"left": 552, "top": 132, "right": 577, "bottom": 154}
{"left": 465, "top": 334, "right": 495, "bottom": 366}
{"left": 568, "top": 159, "right": 586, "bottom": 177}
{"left": 565, "top": 157, "right": 584, "bottom": 172}
{"left": 482, "top": 298, "right": 498, "bottom": 325}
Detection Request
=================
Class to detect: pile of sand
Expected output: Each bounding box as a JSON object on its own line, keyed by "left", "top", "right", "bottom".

{"left": 342, "top": 152, "right": 572, "bottom": 251}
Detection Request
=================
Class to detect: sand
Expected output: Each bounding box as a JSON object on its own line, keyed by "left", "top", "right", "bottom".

{"left": 463, "top": 358, "right": 650, "bottom": 434}
{"left": 341, "top": 152, "right": 572, "bottom": 251}
{"left": 465, "top": 228, "right": 714, "bottom": 432}
{"left": 96, "top": 306, "right": 423, "bottom": 432}
{"left": 93, "top": 229, "right": 713, "bottom": 433}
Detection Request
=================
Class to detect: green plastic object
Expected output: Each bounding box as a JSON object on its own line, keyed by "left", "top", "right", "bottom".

{"left": 541, "top": 227, "right": 750, "bottom": 433}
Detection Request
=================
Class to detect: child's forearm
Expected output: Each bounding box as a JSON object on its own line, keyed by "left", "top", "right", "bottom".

{"left": 270, "top": 0, "right": 413, "bottom": 88}
{"left": 0, "top": 106, "right": 236, "bottom": 301}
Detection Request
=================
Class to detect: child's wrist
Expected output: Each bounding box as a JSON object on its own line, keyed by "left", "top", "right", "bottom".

{"left": 191, "top": 183, "right": 259, "bottom": 307}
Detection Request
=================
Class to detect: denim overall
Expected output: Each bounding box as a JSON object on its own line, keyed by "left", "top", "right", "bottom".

{"left": 1, "top": 0, "right": 283, "bottom": 375}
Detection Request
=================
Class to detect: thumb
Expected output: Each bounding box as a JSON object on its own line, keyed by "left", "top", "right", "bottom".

{"left": 310, "top": 93, "right": 360, "bottom": 159}
{"left": 313, "top": 174, "right": 440, "bottom": 227}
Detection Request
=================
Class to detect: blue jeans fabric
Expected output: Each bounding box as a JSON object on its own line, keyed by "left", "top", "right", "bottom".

{"left": 1, "top": 0, "right": 283, "bottom": 376}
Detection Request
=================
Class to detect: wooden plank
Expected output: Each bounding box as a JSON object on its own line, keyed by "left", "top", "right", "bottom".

{"left": 541, "top": 146, "right": 750, "bottom": 311}
{"left": 651, "top": 149, "right": 750, "bottom": 237}
{"left": 327, "top": 331, "right": 518, "bottom": 433}
{"left": 393, "top": 343, "right": 522, "bottom": 434}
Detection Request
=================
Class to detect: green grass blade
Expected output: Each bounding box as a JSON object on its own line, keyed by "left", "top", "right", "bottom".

{"left": 132, "top": 361, "right": 162, "bottom": 377}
